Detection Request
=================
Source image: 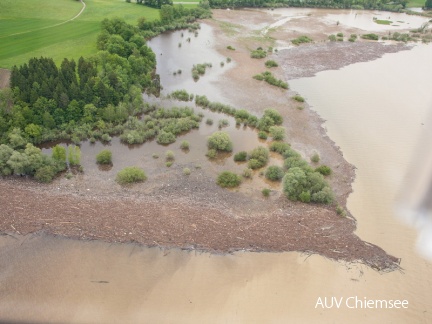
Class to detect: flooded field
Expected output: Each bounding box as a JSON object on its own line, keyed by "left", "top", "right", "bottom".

{"left": 1, "top": 8, "right": 432, "bottom": 324}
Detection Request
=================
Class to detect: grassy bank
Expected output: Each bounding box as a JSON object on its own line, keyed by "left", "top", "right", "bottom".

{"left": 0, "top": 0, "right": 159, "bottom": 68}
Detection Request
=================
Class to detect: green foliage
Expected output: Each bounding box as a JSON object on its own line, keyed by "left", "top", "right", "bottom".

{"left": 217, "top": 171, "right": 241, "bottom": 188}
{"left": 165, "top": 150, "right": 175, "bottom": 161}
{"left": 166, "top": 161, "right": 173, "bottom": 167}
{"left": 310, "top": 153, "right": 320, "bottom": 163}
{"left": 265, "top": 60, "right": 278, "bottom": 68}
{"left": 157, "top": 131, "right": 176, "bottom": 145}
{"left": 250, "top": 48, "right": 267, "bottom": 59}
{"left": 361, "top": 33, "right": 379, "bottom": 40}
{"left": 265, "top": 165, "right": 284, "bottom": 181}
{"left": 336, "top": 205, "right": 347, "bottom": 217}
{"left": 328, "top": 34, "right": 337, "bottom": 42}
{"left": 348, "top": 34, "right": 357, "bottom": 42}
{"left": 218, "top": 119, "right": 230, "bottom": 128}
{"left": 206, "top": 149, "right": 217, "bottom": 158}
{"left": 183, "top": 167, "right": 191, "bottom": 175}
{"left": 169, "top": 89, "right": 193, "bottom": 101}
{"left": 284, "top": 156, "right": 311, "bottom": 171}
{"left": 234, "top": 151, "right": 247, "bottom": 162}
{"left": 52, "top": 145, "right": 66, "bottom": 162}
{"left": 282, "top": 167, "right": 333, "bottom": 204}
{"left": 68, "top": 145, "right": 81, "bottom": 166}
{"left": 242, "top": 168, "right": 253, "bottom": 178}
{"left": 293, "top": 95, "right": 305, "bottom": 102}
{"left": 291, "top": 36, "right": 313, "bottom": 45}
{"left": 35, "top": 165, "right": 56, "bottom": 183}
{"left": 206, "top": 118, "right": 214, "bottom": 125}
{"left": 426, "top": 0, "right": 432, "bottom": 8}
{"left": 96, "top": 149, "right": 112, "bottom": 165}
{"left": 227, "top": 45, "right": 236, "bottom": 50}
{"left": 374, "top": 19, "right": 392, "bottom": 25}
{"left": 207, "top": 131, "right": 233, "bottom": 152}
{"left": 258, "top": 131, "right": 268, "bottom": 140}
{"left": 253, "top": 71, "right": 288, "bottom": 89}
{"left": 262, "top": 188, "right": 271, "bottom": 197}
{"left": 269, "top": 141, "right": 291, "bottom": 155}
{"left": 257, "top": 109, "right": 283, "bottom": 131}
{"left": 180, "top": 140, "right": 190, "bottom": 150}
{"left": 116, "top": 166, "right": 147, "bottom": 184}
{"left": 248, "top": 146, "right": 269, "bottom": 169}
{"left": 269, "top": 126, "right": 285, "bottom": 141}
{"left": 191, "top": 62, "right": 212, "bottom": 80}
{"left": 0, "top": 144, "right": 14, "bottom": 176}
{"left": 315, "top": 165, "right": 332, "bottom": 176}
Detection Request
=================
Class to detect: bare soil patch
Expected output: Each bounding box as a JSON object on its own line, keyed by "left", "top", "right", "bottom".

{"left": 0, "top": 69, "right": 10, "bottom": 89}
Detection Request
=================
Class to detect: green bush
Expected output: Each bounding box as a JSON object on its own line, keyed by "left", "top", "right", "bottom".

{"left": 262, "top": 188, "right": 271, "bottom": 197}
{"left": 328, "top": 34, "right": 337, "bottom": 42}
{"left": 217, "top": 171, "right": 241, "bottom": 188}
{"left": 299, "top": 191, "right": 311, "bottom": 203}
{"left": 96, "top": 149, "right": 112, "bottom": 165}
{"left": 265, "top": 60, "right": 278, "bottom": 68}
{"left": 310, "top": 153, "right": 320, "bottom": 163}
{"left": 218, "top": 119, "right": 229, "bottom": 128}
{"left": 270, "top": 142, "right": 291, "bottom": 155}
{"left": 253, "top": 71, "right": 288, "bottom": 89}
{"left": 265, "top": 165, "right": 284, "bottom": 181}
{"left": 293, "top": 95, "right": 305, "bottom": 102}
{"left": 258, "top": 131, "right": 268, "bottom": 140}
{"left": 116, "top": 167, "right": 147, "bottom": 184}
{"left": 336, "top": 205, "right": 347, "bottom": 217}
{"left": 206, "top": 118, "right": 213, "bottom": 125}
{"left": 180, "top": 140, "right": 190, "bottom": 150}
{"left": 315, "top": 165, "right": 332, "bottom": 176}
{"left": 157, "top": 131, "right": 176, "bottom": 145}
{"left": 242, "top": 168, "right": 253, "bottom": 178}
{"left": 183, "top": 167, "right": 191, "bottom": 175}
{"left": 248, "top": 146, "right": 269, "bottom": 169}
{"left": 234, "top": 151, "right": 247, "bottom": 162}
{"left": 284, "top": 156, "right": 311, "bottom": 171}
{"left": 165, "top": 150, "right": 175, "bottom": 161}
{"left": 251, "top": 49, "right": 267, "bottom": 59}
{"left": 291, "top": 36, "right": 313, "bottom": 45}
{"left": 269, "top": 126, "right": 285, "bottom": 141}
{"left": 152, "top": 153, "right": 159, "bottom": 159}
{"left": 206, "top": 149, "right": 217, "bottom": 158}
{"left": 207, "top": 131, "right": 233, "bottom": 152}
{"left": 166, "top": 161, "right": 173, "bottom": 167}
{"left": 35, "top": 166, "right": 56, "bottom": 183}
{"left": 361, "top": 33, "right": 379, "bottom": 40}
{"left": 227, "top": 45, "right": 236, "bottom": 50}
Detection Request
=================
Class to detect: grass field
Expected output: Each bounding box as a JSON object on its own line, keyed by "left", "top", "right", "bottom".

{"left": 406, "top": 0, "right": 426, "bottom": 7}
{"left": 0, "top": 0, "right": 160, "bottom": 68}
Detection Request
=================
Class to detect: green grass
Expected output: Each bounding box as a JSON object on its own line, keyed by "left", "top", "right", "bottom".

{"left": 0, "top": 0, "right": 159, "bottom": 68}
{"left": 406, "top": 0, "right": 426, "bottom": 7}
{"left": 374, "top": 19, "right": 393, "bottom": 25}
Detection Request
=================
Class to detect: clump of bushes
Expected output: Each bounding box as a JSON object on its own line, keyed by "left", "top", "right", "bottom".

{"left": 293, "top": 95, "right": 305, "bottom": 102}
{"left": 336, "top": 205, "right": 347, "bottom": 217}
{"left": 192, "top": 62, "right": 212, "bottom": 81}
{"left": 207, "top": 131, "right": 233, "bottom": 152}
{"left": 262, "top": 188, "right": 271, "bottom": 197}
{"left": 227, "top": 45, "right": 235, "bottom": 50}
{"left": 265, "top": 60, "right": 278, "bottom": 68}
{"left": 168, "top": 90, "right": 194, "bottom": 101}
{"left": 180, "top": 140, "right": 190, "bottom": 150}
{"left": 269, "top": 126, "right": 285, "bottom": 141}
{"left": 328, "top": 34, "right": 337, "bottom": 42}
{"left": 269, "top": 141, "right": 291, "bottom": 155}
{"left": 257, "top": 109, "right": 283, "bottom": 131}
{"left": 248, "top": 146, "right": 269, "bottom": 169}
{"left": 217, "top": 171, "right": 241, "bottom": 188}
{"left": 291, "top": 36, "right": 313, "bottom": 45}
{"left": 349, "top": 34, "right": 357, "bottom": 42}
{"left": 251, "top": 47, "right": 267, "bottom": 59}
{"left": 206, "top": 118, "right": 214, "bottom": 125}
{"left": 242, "top": 168, "right": 253, "bottom": 178}
{"left": 253, "top": 71, "right": 288, "bottom": 89}
{"left": 310, "top": 152, "right": 320, "bottom": 163}
{"left": 234, "top": 151, "right": 247, "bottom": 162}
{"left": 165, "top": 150, "right": 175, "bottom": 161}
{"left": 218, "top": 119, "right": 230, "bottom": 128}
{"left": 116, "top": 166, "right": 147, "bottom": 184}
{"left": 183, "top": 167, "right": 191, "bottom": 175}
{"left": 96, "top": 149, "right": 112, "bottom": 165}
{"left": 265, "top": 165, "right": 284, "bottom": 181}
{"left": 258, "top": 131, "right": 268, "bottom": 140}
{"left": 157, "top": 131, "right": 176, "bottom": 145}
{"left": 315, "top": 165, "right": 332, "bottom": 176}
{"left": 206, "top": 149, "right": 217, "bottom": 158}
{"left": 361, "top": 33, "right": 379, "bottom": 40}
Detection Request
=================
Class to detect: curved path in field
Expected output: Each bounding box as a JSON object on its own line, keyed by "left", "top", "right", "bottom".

{"left": 1, "top": 0, "right": 86, "bottom": 39}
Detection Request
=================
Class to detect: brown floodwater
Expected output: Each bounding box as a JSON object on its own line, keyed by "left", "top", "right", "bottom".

{"left": 2, "top": 11, "right": 432, "bottom": 323}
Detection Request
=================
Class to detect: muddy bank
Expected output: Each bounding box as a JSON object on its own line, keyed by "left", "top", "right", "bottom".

{"left": 0, "top": 179, "right": 400, "bottom": 271}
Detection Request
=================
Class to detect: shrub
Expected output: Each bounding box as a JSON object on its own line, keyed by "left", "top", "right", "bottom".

{"left": 265, "top": 60, "right": 278, "bottom": 68}
{"left": 328, "top": 34, "right": 337, "bottom": 42}
{"left": 226, "top": 57, "right": 231, "bottom": 63}
{"left": 183, "top": 168, "right": 191, "bottom": 175}
{"left": 217, "top": 171, "right": 241, "bottom": 188}
{"left": 269, "top": 126, "right": 286, "bottom": 141}
{"left": 166, "top": 161, "right": 173, "bottom": 167}
{"left": 207, "top": 131, "right": 233, "bottom": 152}
{"left": 101, "top": 134, "right": 112, "bottom": 142}
{"left": 311, "top": 187, "right": 334, "bottom": 204}
{"left": 311, "top": 153, "right": 320, "bottom": 163}
{"left": 315, "top": 165, "right": 332, "bottom": 176}
{"left": 258, "top": 131, "right": 268, "bottom": 140}
{"left": 206, "top": 149, "right": 217, "bottom": 158}
{"left": 291, "top": 36, "right": 313, "bottom": 45}
{"left": 361, "top": 33, "right": 379, "bottom": 40}
{"left": 253, "top": 71, "right": 288, "bottom": 89}
{"left": 116, "top": 167, "right": 147, "bottom": 184}
{"left": 248, "top": 147, "right": 269, "bottom": 169}
{"left": 165, "top": 150, "right": 175, "bottom": 161}
{"left": 293, "top": 95, "right": 305, "bottom": 102}
{"left": 234, "top": 151, "right": 247, "bottom": 162}
{"left": 157, "top": 131, "right": 176, "bottom": 145}
{"left": 68, "top": 145, "right": 81, "bottom": 166}
{"left": 227, "top": 45, "right": 236, "bottom": 50}
{"left": 336, "top": 205, "right": 347, "bottom": 217}
{"left": 206, "top": 118, "right": 213, "bottom": 125}
{"left": 35, "top": 166, "right": 56, "bottom": 183}
{"left": 262, "top": 188, "right": 271, "bottom": 197}
{"left": 270, "top": 142, "right": 291, "bottom": 155}
{"left": 152, "top": 153, "right": 159, "bottom": 159}
{"left": 96, "top": 150, "right": 112, "bottom": 165}
{"left": 218, "top": 119, "right": 229, "bottom": 128}
{"left": 251, "top": 49, "right": 267, "bottom": 59}
{"left": 180, "top": 140, "right": 190, "bottom": 150}
{"left": 265, "top": 165, "right": 284, "bottom": 181}
{"left": 299, "top": 191, "right": 311, "bottom": 203}
{"left": 242, "top": 168, "right": 253, "bottom": 178}
{"left": 337, "top": 32, "right": 344, "bottom": 37}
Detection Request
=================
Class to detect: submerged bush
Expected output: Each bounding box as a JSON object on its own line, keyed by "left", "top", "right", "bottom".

{"left": 207, "top": 131, "right": 233, "bottom": 152}
{"left": 234, "top": 151, "right": 247, "bottom": 162}
{"left": 248, "top": 146, "right": 269, "bottom": 169}
{"left": 157, "top": 131, "right": 176, "bottom": 145}
{"left": 269, "top": 126, "right": 286, "bottom": 141}
{"left": 265, "top": 60, "right": 278, "bottom": 68}
{"left": 116, "top": 167, "right": 147, "bottom": 184}
{"left": 217, "top": 171, "right": 241, "bottom": 188}
{"left": 165, "top": 150, "right": 175, "bottom": 161}
{"left": 265, "top": 165, "right": 284, "bottom": 181}
{"left": 96, "top": 149, "right": 112, "bottom": 165}
{"left": 180, "top": 140, "right": 190, "bottom": 150}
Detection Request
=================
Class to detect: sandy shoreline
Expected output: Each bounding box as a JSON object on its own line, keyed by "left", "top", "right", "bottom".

{"left": 0, "top": 8, "right": 421, "bottom": 271}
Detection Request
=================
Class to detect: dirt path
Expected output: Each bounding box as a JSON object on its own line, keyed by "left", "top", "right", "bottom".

{"left": 0, "top": 68, "right": 10, "bottom": 88}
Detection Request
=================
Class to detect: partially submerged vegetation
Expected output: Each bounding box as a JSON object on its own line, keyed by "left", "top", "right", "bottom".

{"left": 253, "top": 71, "right": 289, "bottom": 89}
{"left": 291, "top": 36, "right": 313, "bottom": 45}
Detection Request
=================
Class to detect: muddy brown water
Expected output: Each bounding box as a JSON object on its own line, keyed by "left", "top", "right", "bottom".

{"left": 2, "top": 10, "right": 432, "bottom": 323}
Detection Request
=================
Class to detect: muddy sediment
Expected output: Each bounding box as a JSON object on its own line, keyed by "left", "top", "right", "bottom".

{"left": 0, "top": 8, "right": 421, "bottom": 271}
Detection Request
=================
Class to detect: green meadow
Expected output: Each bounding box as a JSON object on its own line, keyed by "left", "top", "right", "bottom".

{"left": 0, "top": 0, "right": 160, "bottom": 68}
